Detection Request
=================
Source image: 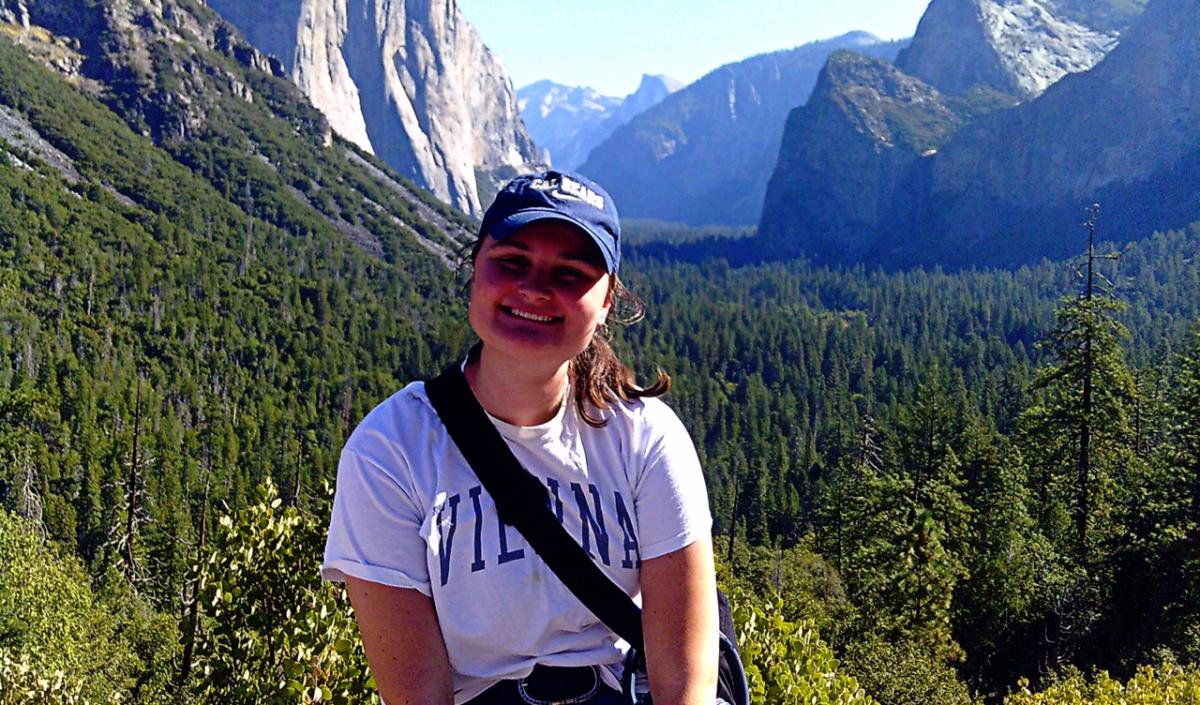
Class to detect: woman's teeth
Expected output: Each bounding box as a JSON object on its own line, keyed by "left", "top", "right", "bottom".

{"left": 508, "top": 307, "right": 554, "bottom": 323}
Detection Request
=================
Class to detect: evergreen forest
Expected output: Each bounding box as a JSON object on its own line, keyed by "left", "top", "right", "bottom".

{"left": 2, "top": 20, "right": 1200, "bottom": 705}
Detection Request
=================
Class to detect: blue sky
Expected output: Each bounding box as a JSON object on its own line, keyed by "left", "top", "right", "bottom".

{"left": 457, "top": 0, "right": 932, "bottom": 96}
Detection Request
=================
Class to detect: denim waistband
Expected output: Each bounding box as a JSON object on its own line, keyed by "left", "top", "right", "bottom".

{"left": 467, "top": 665, "right": 622, "bottom": 705}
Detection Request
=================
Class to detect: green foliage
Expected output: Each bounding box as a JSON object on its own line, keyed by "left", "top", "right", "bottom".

{"left": 1004, "top": 662, "right": 1200, "bottom": 705}
{"left": 842, "top": 637, "right": 976, "bottom": 705}
{"left": 0, "top": 650, "right": 89, "bottom": 705}
{"left": 717, "top": 536, "right": 852, "bottom": 639}
{"left": 191, "top": 480, "right": 373, "bottom": 705}
{"left": 730, "top": 589, "right": 875, "bottom": 705}
{"left": 0, "top": 510, "right": 177, "bottom": 704}
{"left": 1021, "top": 292, "right": 1136, "bottom": 559}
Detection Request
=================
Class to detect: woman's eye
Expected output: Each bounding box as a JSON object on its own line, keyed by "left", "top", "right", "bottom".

{"left": 495, "top": 256, "right": 527, "bottom": 270}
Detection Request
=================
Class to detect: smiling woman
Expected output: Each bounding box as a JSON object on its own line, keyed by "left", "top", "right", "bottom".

{"left": 322, "top": 170, "right": 722, "bottom": 705}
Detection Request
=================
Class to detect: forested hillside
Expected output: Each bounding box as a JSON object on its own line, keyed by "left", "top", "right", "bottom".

{"left": 3, "top": 10, "right": 1200, "bottom": 705}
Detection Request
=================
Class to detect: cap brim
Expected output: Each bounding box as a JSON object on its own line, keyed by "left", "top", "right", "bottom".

{"left": 487, "top": 208, "right": 619, "bottom": 273}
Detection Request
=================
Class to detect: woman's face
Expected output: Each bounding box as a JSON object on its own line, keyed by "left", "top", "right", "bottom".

{"left": 469, "top": 221, "right": 613, "bottom": 371}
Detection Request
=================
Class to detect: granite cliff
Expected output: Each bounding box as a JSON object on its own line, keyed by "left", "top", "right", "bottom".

{"left": 207, "top": 0, "right": 540, "bottom": 216}
{"left": 758, "top": 52, "right": 1015, "bottom": 264}
{"left": 0, "top": 0, "right": 474, "bottom": 262}
{"left": 579, "top": 32, "right": 907, "bottom": 226}
{"left": 896, "top": 0, "right": 1144, "bottom": 98}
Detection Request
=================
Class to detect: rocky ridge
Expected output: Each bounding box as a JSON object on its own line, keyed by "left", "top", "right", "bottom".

{"left": 579, "top": 32, "right": 907, "bottom": 226}
{"left": 0, "top": 0, "right": 474, "bottom": 266}
{"left": 759, "top": 52, "right": 1016, "bottom": 263}
{"left": 207, "top": 0, "right": 540, "bottom": 217}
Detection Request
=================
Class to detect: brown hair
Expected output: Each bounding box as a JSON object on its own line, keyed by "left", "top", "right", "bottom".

{"left": 569, "top": 277, "right": 670, "bottom": 427}
{"left": 463, "top": 236, "right": 670, "bottom": 427}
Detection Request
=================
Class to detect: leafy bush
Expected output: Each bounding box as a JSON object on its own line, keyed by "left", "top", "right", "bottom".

{"left": 0, "top": 510, "right": 176, "bottom": 704}
{"left": 730, "top": 588, "right": 875, "bottom": 705}
{"left": 0, "top": 650, "right": 89, "bottom": 705}
{"left": 842, "top": 637, "right": 976, "bottom": 705}
{"left": 1004, "top": 662, "right": 1200, "bottom": 704}
{"left": 191, "top": 480, "right": 373, "bottom": 705}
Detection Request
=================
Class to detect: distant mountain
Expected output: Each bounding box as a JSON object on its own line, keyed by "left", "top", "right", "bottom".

{"left": 578, "top": 32, "right": 907, "bottom": 226}
{"left": 517, "top": 74, "right": 679, "bottom": 171}
{"left": 896, "top": 0, "right": 1145, "bottom": 98}
{"left": 205, "top": 0, "right": 540, "bottom": 217}
{"left": 758, "top": 0, "right": 1198, "bottom": 270}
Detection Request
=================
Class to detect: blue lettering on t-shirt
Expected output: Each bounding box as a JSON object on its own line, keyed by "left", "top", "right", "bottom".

{"left": 546, "top": 477, "right": 564, "bottom": 523}
{"left": 572, "top": 482, "right": 610, "bottom": 566}
{"left": 498, "top": 519, "right": 525, "bottom": 564}
{"left": 613, "top": 491, "right": 641, "bottom": 569}
{"left": 469, "top": 486, "right": 486, "bottom": 572}
{"left": 437, "top": 482, "right": 643, "bottom": 585}
{"left": 437, "top": 493, "right": 461, "bottom": 586}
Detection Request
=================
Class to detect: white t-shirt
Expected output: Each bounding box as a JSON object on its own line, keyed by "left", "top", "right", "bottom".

{"left": 322, "top": 381, "right": 712, "bottom": 704}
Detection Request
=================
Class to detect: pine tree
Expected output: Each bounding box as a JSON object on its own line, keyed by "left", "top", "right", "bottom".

{"left": 1020, "top": 206, "right": 1135, "bottom": 562}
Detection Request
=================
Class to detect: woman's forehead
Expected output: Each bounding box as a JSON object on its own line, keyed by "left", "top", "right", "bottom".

{"left": 487, "top": 222, "right": 606, "bottom": 265}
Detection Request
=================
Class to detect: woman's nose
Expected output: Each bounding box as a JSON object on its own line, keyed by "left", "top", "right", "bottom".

{"left": 516, "top": 269, "right": 552, "bottom": 301}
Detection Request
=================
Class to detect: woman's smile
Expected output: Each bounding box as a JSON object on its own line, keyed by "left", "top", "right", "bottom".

{"left": 502, "top": 306, "right": 561, "bottom": 324}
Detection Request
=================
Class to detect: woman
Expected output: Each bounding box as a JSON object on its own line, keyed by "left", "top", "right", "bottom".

{"left": 323, "top": 170, "right": 718, "bottom": 705}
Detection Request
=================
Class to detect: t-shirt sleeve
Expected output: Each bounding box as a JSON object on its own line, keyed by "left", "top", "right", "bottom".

{"left": 631, "top": 400, "right": 713, "bottom": 560}
{"left": 322, "top": 445, "right": 432, "bottom": 596}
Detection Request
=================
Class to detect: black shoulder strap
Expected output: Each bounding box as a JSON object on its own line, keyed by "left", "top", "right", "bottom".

{"left": 424, "top": 361, "right": 646, "bottom": 651}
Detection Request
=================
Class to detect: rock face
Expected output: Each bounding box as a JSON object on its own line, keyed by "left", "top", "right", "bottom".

{"left": 758, "top": 52, "right": 1016, "bottom": 263}
{"left": 604, "top": 75, "right": 684, "bottom": 137}
{"left": 579, "top": 32, "right": 907, "bottom": 226}
{"left": 1, "top": 0, "right": 295, "bottom": 136}
{"left": 759, "top": 0, "right": 1195, "bottom": 269}
{"left": 895, "top": 0, "right": 1137, "bottom": 98}
{"left": 207, "top": 0, "right": 540, "bottom": 216}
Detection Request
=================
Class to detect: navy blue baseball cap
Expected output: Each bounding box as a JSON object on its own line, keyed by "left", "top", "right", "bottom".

{"left": 479, "top": 170, "right": 621, "bottom": 272}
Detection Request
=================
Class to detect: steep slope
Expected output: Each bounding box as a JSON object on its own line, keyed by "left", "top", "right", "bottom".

{"left": 579, "top": 32, "right": 906, "bottom": 226}
{"left": 518, "top": 74, "right": 679, "bottom": 171}
{"left": 895, "top": 0, "right": 1143, "bottom": 98}
{"left": 758, "top": 52, "right": 1015, "bottom": 263}
{"left": 206, "top": 0, "right": 540, "bottom": 217}
{"left": 0, "top": 21, "right": 475, "bottom": 577}
{"left": 0, "top": 0, "right": 473, "bottom": 258}
{"left": 759, "top": 0, "right": 1197, "bottom": 269}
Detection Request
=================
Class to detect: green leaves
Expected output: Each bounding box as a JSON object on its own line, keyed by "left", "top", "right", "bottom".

{"left": 729, "top": 588, "right": 874, "bottom": 705}
{"left": 1005, "top": 662, "right": 1200, "bottom": 705}
{"left": 190, "top": 480, "right": 373, "bottom": 705}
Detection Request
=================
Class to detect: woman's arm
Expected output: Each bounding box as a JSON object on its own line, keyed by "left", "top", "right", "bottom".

{"left": 345, "top": 576, "right": 454, "bottom": 705}
{"left": 639, "top": 537, "right": 719, "bottom": 705}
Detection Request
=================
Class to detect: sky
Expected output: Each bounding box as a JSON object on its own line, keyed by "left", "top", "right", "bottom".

{"left": 457, "top": 0, "right": 932, "bottom": 97}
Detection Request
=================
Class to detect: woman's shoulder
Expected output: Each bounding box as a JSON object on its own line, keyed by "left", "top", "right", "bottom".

{"left": 597, "top": 394, "right": 688, "bottom": 440}
{"left": 342, "top": 381, "right": 440, "bottom": 461}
